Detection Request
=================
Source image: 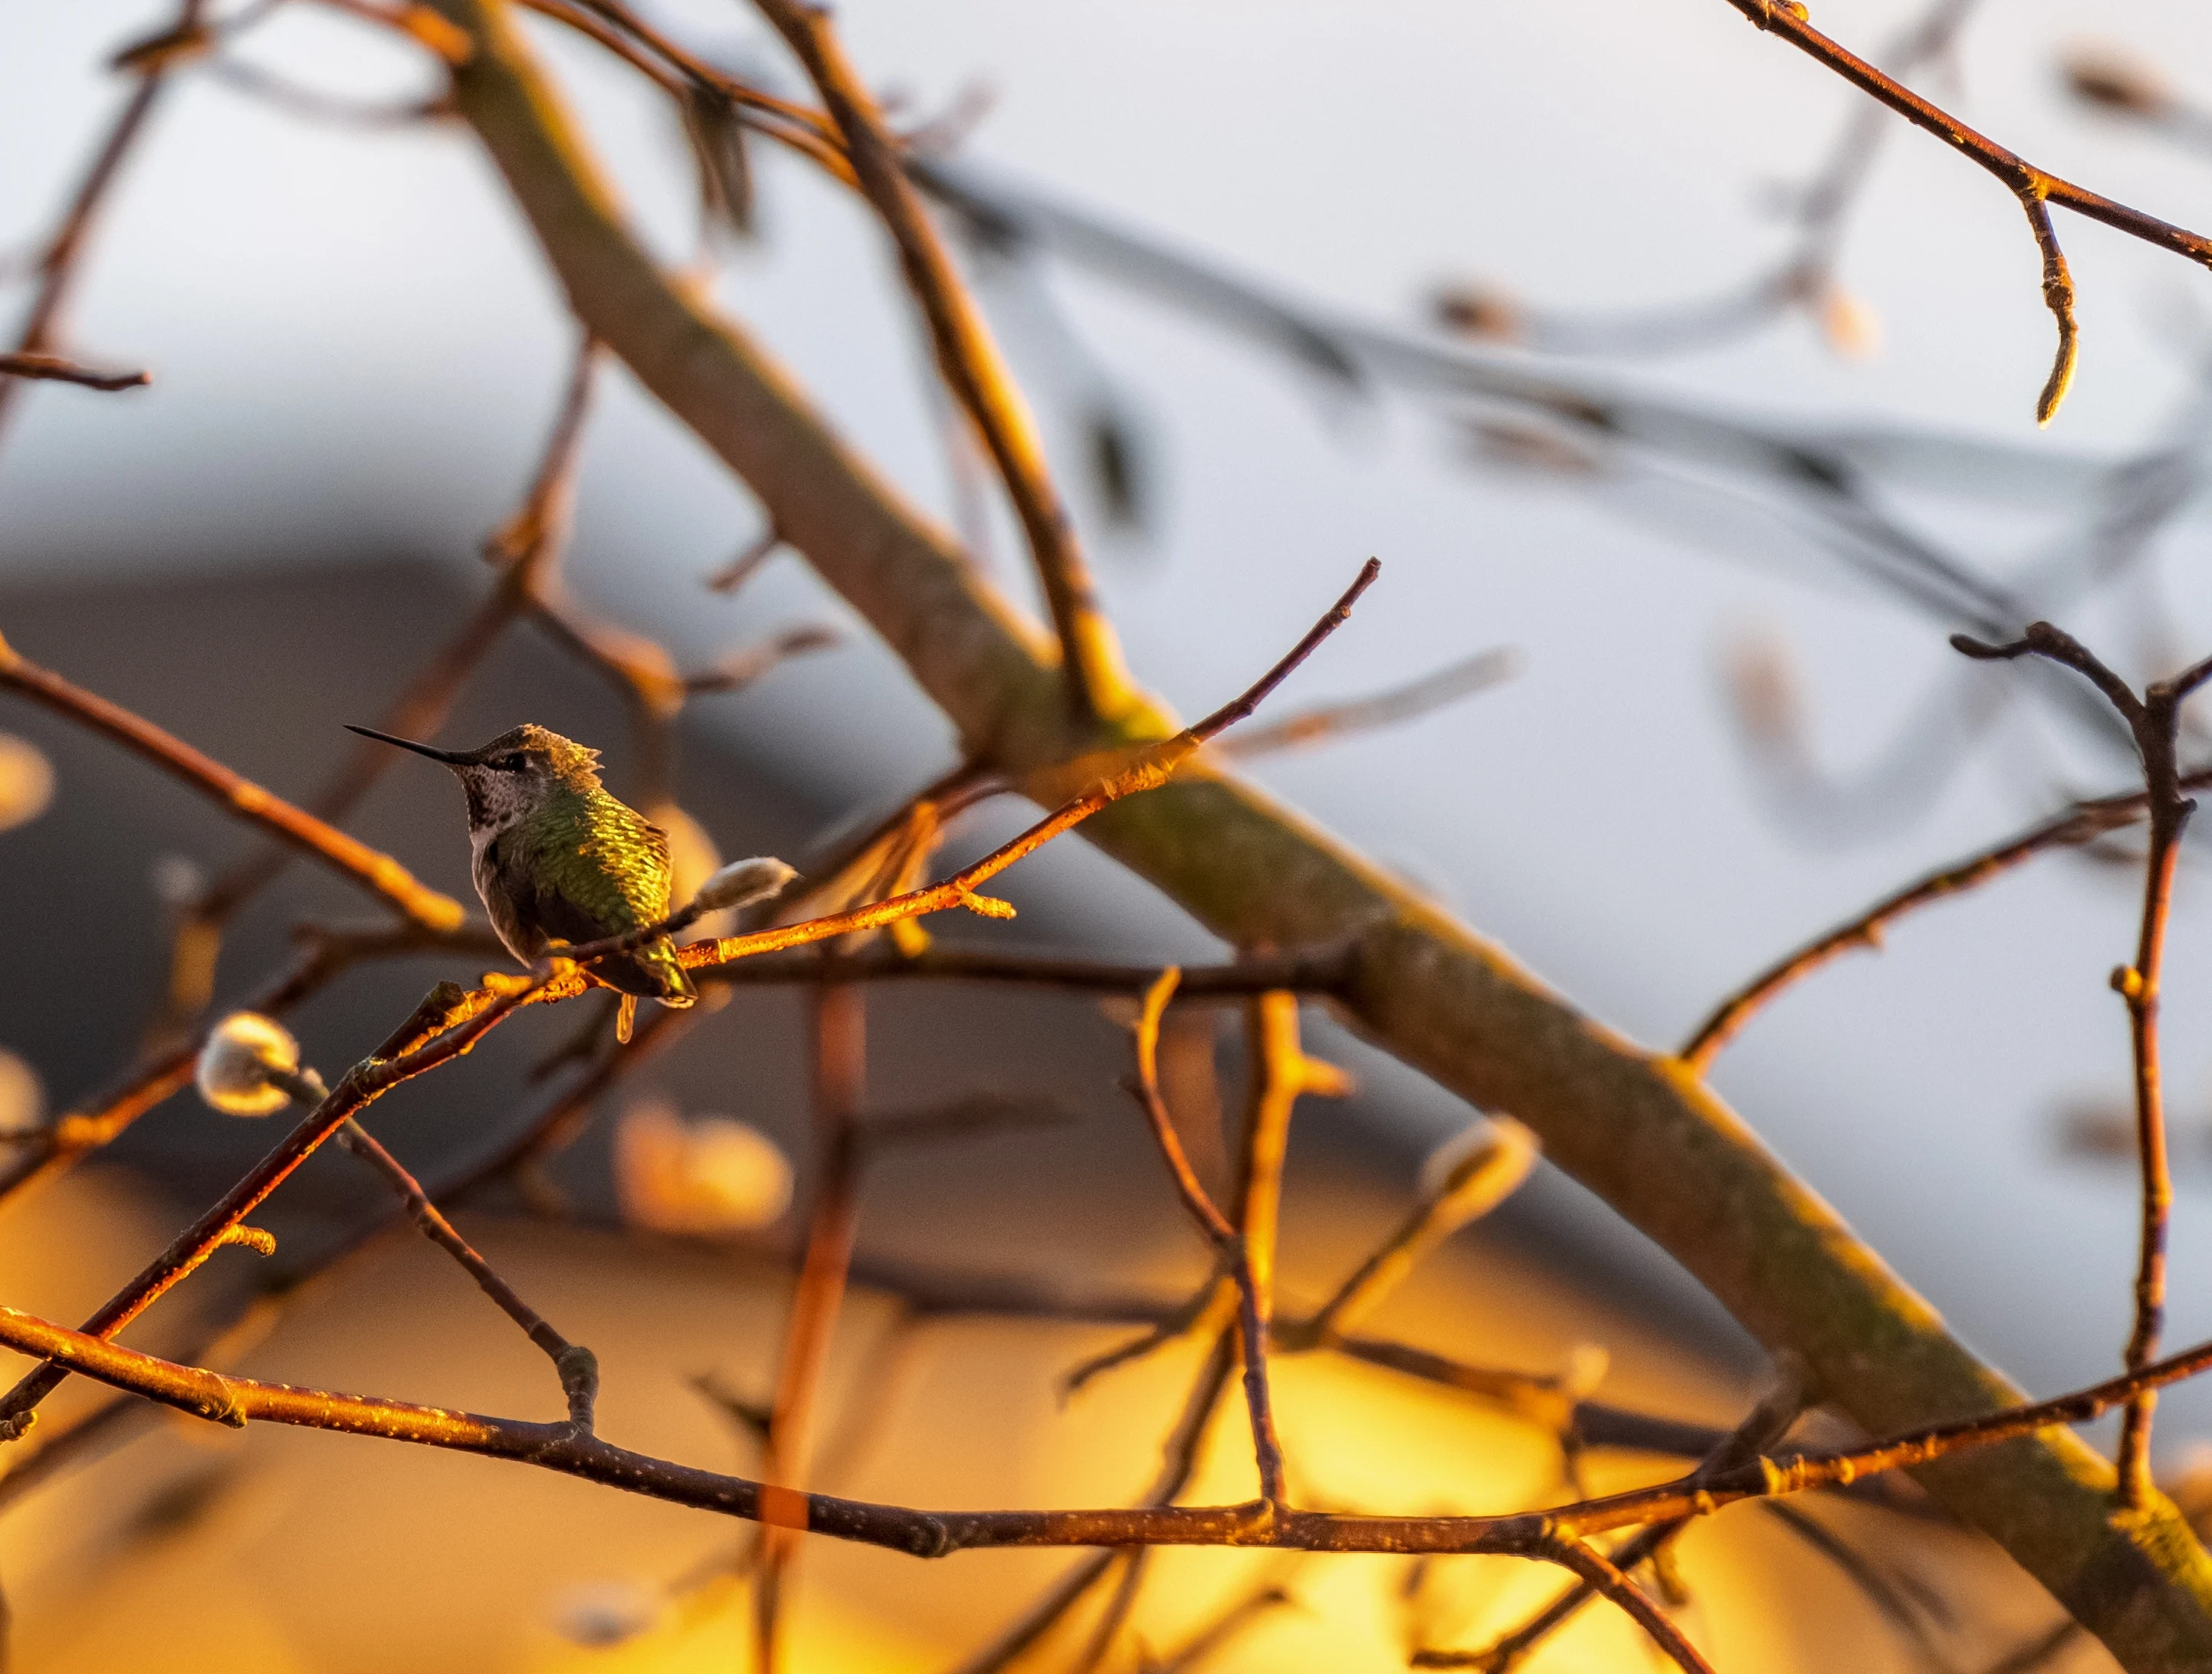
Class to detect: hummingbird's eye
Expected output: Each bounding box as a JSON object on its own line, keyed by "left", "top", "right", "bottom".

{"left": 494, "top": 753, "right": 527, "bottom": 772}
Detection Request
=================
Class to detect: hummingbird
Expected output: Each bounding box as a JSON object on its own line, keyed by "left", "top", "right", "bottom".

{"left": 346, "top": 723, "right": 695, "bottom": 1041}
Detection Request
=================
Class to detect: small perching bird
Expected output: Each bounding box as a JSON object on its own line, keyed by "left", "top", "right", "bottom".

{"left": 349, "top": 723, "right": 695, "bottom": 1041}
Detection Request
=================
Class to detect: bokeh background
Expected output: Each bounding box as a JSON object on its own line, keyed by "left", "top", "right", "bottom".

{"left": 8, "top": 0, "right": 2212, "bottom": 1667}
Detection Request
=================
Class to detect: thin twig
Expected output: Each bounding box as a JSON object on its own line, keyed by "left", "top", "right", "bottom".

{"left": 1951, "top": 622, "right": 2212, "bottom": 1505}
{"left": 2018, "top": 192, "right": 2079, "bottom": 427}
{"left": 0, "top": 352, "right": 149, "bottom": 390}
{"left": 0, "top": 633, "right": 464, "bottom": 931}
{"left": 1213, "top": 647, "right": 1517, "bottom": 759}
{"left": 1681, "top": 789, "right": 2154, "bottom": 1071}
{"left": 706, "top": 522, "right": 783, "bottom": 592}
{"left": 0, "top": 0, "right": 199, "bottom": 448}
{"left": 753, "top": 0, "right": 1126, "bottom": 721}
{"left": 1127, "top": 969, "right": 1288, "bottom": 1506}
{"left": 1542, "top": 1534, "right": 1716, "bottom": 1674}
{"left": 334, "top": 1118, "right": 597, "bottom": 1426}
{"left": 1725, "top": 0, "right": 2212, "bottom": 416}
{"left": 682, "top": 625, "right": 841, "bottom": 695}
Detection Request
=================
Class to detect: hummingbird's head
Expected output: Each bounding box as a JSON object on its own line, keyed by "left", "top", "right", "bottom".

{"left": 345, "top": 723, "right": 604, "bottom": 833}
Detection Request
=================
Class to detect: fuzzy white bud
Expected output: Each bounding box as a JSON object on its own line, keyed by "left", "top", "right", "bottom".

{"left": 689, "top": 855, "right": 797, "bottom": 916}
{"left": 195, "top": 1013, "right": 303, "bottom": 1118}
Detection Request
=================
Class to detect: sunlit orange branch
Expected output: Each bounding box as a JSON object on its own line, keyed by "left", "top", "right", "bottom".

{"left": 0, "top": 919, "right": 494, "bottom": 1207}
{"left": 5, "top": 1298, "right": 2209, "bottom": 1557}
{"left": 0, "top": 633, "right": 464, "bottom": 931}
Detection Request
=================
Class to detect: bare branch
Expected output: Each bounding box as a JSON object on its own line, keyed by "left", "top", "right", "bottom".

{"left": 1213, "top": 647, "right": 1517, "bottom": 759}
{"left": 1725, "top": 0, "right": 2212, "bottom": 417}
{"left": 1682, "top": 790, "right": 2150, "bottom": 1071}
{"left": 1951, "top": 622, "right": 2199, "bottom": 1506}
{"left": 0, "top": 634, "right": 465, "bottom": 931}
{"left": 0, "top": 0, "right": 199, "bottom": 448}
{"left": 0, "top": 352, "right": 149, "bottom": 390}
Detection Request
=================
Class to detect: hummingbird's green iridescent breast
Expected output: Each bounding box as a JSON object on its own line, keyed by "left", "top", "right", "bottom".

{"left": 526, "top": 780, "right": 675, "bottom": 935}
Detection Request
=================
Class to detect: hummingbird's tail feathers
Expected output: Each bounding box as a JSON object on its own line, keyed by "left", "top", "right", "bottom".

{"left": 636, "top": 935, "right": 697, "bottom": 1009}
{"left": 579, "top": 936, "right": 697, "bottom": 1011}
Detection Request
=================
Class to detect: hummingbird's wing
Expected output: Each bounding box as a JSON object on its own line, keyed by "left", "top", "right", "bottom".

{"left": 527, "top": 789, "right": 674, "bottom": 936}
{"left": 517, "top": 790, "right": 688, "bottom": 1005}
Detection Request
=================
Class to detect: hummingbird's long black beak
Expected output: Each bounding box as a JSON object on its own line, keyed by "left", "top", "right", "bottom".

{"left": 346, "top": 724, "right": 470, "bottom": 766}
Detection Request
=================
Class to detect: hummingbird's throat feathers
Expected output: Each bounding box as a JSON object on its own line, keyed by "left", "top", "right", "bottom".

{"left": 458, "top": 760, "right": 557, "bottom": 842}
